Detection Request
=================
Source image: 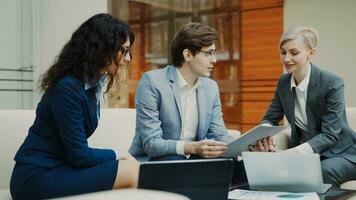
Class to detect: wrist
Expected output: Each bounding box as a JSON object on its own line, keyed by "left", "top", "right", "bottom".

{"left": 184, "top": 141, "right": 197, "bottom": 155}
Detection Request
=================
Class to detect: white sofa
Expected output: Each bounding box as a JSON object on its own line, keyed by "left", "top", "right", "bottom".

{"left": 0, "top": 109, "right": 137, "bottom": 199}
{"left": 0, "top": 108, "right": 238, "bottom": 199}
{"left": 0, "top": 108, "right": 355, "bottom": 199}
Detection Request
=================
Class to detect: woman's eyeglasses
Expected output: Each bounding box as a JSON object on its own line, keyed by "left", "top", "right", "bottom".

{"left": 120, "top": 47, "right": 132, "bottom": 58}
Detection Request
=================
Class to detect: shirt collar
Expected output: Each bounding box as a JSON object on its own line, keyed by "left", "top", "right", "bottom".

{"left": 176, "top": 68, "right": 200, "bottom": 90}
{"left": 290, "top": 62, "right": 311, "bottom": 92}
{"left": 85, "top": 74, "right": 106, "bottom": 91}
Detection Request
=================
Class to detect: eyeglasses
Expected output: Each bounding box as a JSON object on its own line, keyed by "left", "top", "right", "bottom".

{"left": 200, "top": 49, "right": 217, "bottom": 60}
{"left": 120, "top": 47, "right": 132, "bottom": 58}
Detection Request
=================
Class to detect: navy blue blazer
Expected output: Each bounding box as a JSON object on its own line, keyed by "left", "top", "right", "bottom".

{"left": 261, "top": 64, "right": 356, "bottom": 164}
{"left": 14, "top": 76, "right": 116, "bottom": 168}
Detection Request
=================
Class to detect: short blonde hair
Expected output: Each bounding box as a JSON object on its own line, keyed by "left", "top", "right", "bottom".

{"left": 280, "top": 26, "right": 319, "bottom": 49}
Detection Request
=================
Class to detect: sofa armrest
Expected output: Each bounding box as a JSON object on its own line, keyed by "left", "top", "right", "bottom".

{"left": 346, "top": 107, "right": 356, "bottom": 131}
{"left": 272, "top": 127, "right": 291, "bottom": 150}
{"left": 341, "top": 180, "right": 356, "bottom": 190}
{"left": 0, "top": 189, "right": 11, "bottom": 200}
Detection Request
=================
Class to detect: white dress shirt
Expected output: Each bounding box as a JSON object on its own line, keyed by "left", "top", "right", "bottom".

{"left": 175, "top": 68, "right": 200, "bottom": 155}
{"left": 287, "top": 63, "right": 314, "bottom": 154}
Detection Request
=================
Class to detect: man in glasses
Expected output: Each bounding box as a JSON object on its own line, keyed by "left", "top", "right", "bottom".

{"left": 129, "top": 23, "right": 235, "bottom": 162}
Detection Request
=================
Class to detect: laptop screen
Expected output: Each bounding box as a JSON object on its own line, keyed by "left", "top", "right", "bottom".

{"left": 138, "top": 158, "right": 234, "bottom": 200}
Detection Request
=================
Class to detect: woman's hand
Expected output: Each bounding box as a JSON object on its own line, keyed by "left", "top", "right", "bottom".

{"left": 248, "top": 137, "right": 280, "bottom": 152}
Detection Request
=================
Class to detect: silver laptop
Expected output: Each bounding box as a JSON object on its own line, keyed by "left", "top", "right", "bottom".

{"left": 242, "top": 152, "right": 332, "bottom": 194}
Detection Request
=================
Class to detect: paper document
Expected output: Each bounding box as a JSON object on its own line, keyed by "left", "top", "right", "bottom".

{"left": 228, "top": 189, "right": 319, "bottom": 200}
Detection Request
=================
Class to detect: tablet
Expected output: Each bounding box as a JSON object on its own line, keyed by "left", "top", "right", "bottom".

{"left": 222, "top": 125, "right": 289, "bottom": 158}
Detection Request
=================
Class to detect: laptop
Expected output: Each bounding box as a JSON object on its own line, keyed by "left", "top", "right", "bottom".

{"left": 138, "top": 158, "right": 234, "bottom": 200}
{"left": 242, "top": 152, "right": 332, "bottom": 194}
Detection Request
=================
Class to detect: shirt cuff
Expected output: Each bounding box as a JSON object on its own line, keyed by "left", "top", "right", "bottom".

{"left": 176, "top": 141, "right": 186, "bottom": 155}
{"left": 260, "top": 123, "right": 273, "bottom": 127}
{"left": 286, "top": 143, "right": 314, "bottom": 154}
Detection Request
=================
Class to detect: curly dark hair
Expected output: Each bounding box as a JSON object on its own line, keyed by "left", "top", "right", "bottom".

{"left": 39, "top": 13, "right": 134, "bottom": 94}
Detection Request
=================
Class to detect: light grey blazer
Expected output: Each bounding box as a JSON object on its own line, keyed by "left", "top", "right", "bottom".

{"left": 129, "top": 65, "right": 234, "bottom": 161}
{"left": 261, "top": 64, "right": 356, "bottom": 163}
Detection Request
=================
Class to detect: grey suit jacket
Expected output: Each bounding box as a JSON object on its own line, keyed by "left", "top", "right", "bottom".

{"left": 129, "top": 65, "right": 234, "bottom": 161}
{"left": 261, "top": 64, "right": 356, "bottom": 163}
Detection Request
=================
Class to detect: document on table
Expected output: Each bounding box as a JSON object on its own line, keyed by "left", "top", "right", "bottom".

{"left": 228, "top": 189, "right": 319, "bottom": 200}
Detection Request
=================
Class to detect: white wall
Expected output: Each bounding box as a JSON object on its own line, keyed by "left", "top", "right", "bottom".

{"left": 0, "top": 0, "right": 22, "bottom": 69}
{"left": 32, "top": 0, "right": 108, "bottom": 105}
{"left": 284, "top": 0, "right": 356, "bottom": 106}
{"left": 0, "top": 0, "right": 33, "bottom": 109}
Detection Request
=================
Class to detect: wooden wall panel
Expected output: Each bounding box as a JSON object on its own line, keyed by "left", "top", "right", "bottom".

{"left": 240, "top": 79, "right": 278, "bottom": 86}
{"left": 237, "top": 0, "right": 284, "bottom": 133}
{"left": 242, "top": 102, "right": 272, "bottom": 123}
{"left": 222, "top": 102, "right": 242, "bottom": 132}
{"left": 241, "top": 7, "right": 283, "bottom": 81}
{"left": 116, "top": 0, "right": 284, "bottom": 134}
{"left": 241, "top": 0, "right": 284, "bottom": 11}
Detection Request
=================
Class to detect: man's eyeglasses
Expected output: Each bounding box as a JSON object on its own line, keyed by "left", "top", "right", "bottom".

{"left": 200, "top": 49, "right": 217, "bottom": 60}
{"left": 120, "top": 47, "right": 132, "bottom": 58}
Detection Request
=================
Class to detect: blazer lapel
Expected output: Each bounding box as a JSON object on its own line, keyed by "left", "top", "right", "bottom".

{"left": 283, "top": 74, "right": 300, "bottom": 146}
{"left": 168, "top": 66, "right": 183, "bottom": 123}
{"left": 284, "top": 74, "right": 295, "bottom": 123}
{"left": 290, "top": 88, "right": 300, "bottom": 146}
{"left": 84, "top": 89, "right": 98, "bottom": 135}
{"left": 306, "top": 64, "right": 320, "bottom": 134}
{"left": 196, "top": 86, "right": 206, "bottom": 140}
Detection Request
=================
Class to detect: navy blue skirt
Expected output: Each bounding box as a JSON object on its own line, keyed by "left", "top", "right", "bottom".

{"left": 10, "top": 160, "right": 118, "bottom": 200}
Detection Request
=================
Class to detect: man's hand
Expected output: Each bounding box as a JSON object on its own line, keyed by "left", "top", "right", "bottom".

{"left": 185, "top": 140, "right": 228, "bottom": 158}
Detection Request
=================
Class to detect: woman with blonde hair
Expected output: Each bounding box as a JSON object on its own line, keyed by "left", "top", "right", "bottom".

{"left": 252, "top": 26, "right": 356, "bottom": 186}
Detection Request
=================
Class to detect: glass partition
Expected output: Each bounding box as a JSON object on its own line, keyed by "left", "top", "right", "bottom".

{"left": 109, "top": 0, "right": 240, "bottom": 108}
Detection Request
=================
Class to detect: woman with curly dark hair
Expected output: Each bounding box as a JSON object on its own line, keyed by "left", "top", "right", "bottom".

{"left": 10, "top": 13, "right": 139, "bottom": 199}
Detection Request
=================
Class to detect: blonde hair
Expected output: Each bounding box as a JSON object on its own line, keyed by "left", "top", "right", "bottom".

{"left": 280, "top": 26, "right": 319, "bottom": 49}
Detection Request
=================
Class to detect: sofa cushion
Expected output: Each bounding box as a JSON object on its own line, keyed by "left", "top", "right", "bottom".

{"left": 0, "top": 110, "right": 35, "bottom": 190}
{"left": 88, "top": 108, "right": 136, "bottom": 152}
{"left": 346, "top": 107, "right": 356, "bottom": 131}
{"left": 341, "top": 180, "right": 356, "bottom": 191}
{"left": 0, "top": 189, "right": 11, "bottom": 200}
{"left": 0, "top": 109, "right": 136, "bottom": 191}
